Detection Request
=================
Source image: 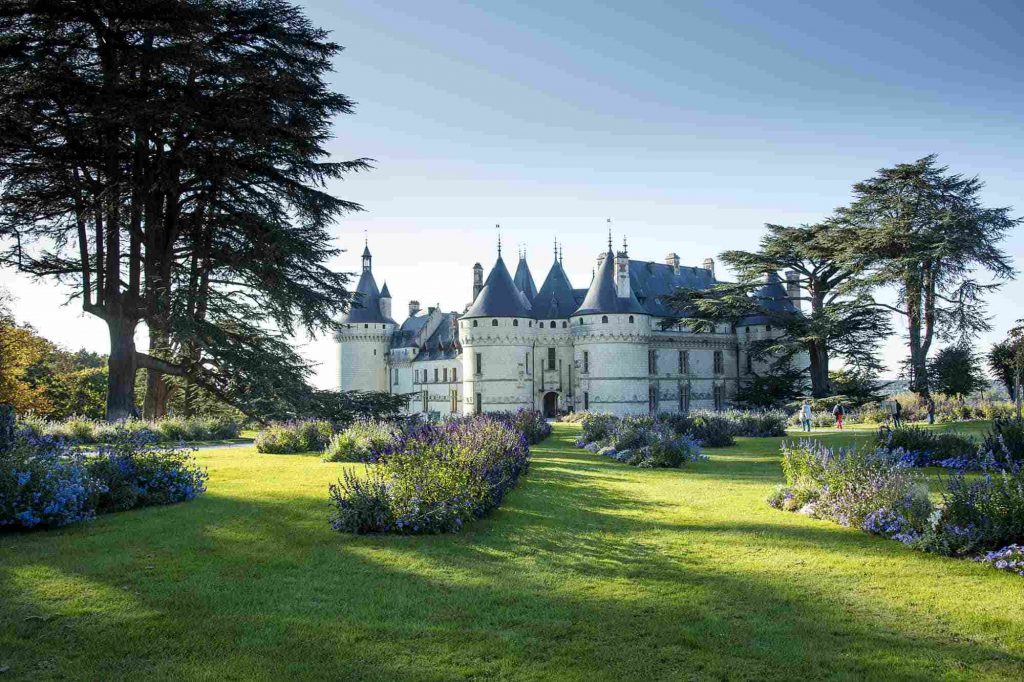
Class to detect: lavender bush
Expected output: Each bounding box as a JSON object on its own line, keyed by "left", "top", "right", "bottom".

{"left": 17, "top": 415, "right": 240, "bottom": 444}
{"left": 323, "top": 418, "right": 399, "bottom": 462}
{"left": 329, "top": 416, "right": 530, "bottom": 534}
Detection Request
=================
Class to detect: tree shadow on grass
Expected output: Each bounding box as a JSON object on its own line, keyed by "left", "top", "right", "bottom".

{"left": 2, "top": 429, "right": 1023, "bottom": 680}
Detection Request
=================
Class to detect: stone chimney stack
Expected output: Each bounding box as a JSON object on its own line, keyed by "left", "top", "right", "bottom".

{"left": 408, "top": 300, "right": 420, "bottom": 317}
{"left": 785, "top": 271, "right": 801, "bottom": 311}
{"left": 614, "top": 251, "right": 631, "bottom": 298}
{"left": 703, "top": 258, "right": 715, "bottom": 279}
{"left": 472, "top": 263, "right": 484, "bottom": 301}
{"left": 665, "top": 253, "right": 680, "bottom": 273}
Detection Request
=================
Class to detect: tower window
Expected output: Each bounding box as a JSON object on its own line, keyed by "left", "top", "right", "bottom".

{"left": 679, "top": 350, "right": 689, "bottom": 374}
{"left": 746, "top": 354, "right": 753, "bottom": 374}
{"left": 562, "top": 321, "right": 567, "bottom": 328}
{"left": 475, "top": 353, "right": 482, "bottom": 376}
{"left": 434, "top": 368, "right": 439, "bottom": 382}
{"left": 547, "top": 347, "right": 556, "bottom": 368}
{"left": 648, "top": 385, "right": 657, "bottom": 413}
{"left": 629, "top": 316, "right": 634, "bottom": 323}
{"left": 601, "top": 315, "right": 608, "bottom": 323}
{"left": 525, "top": 353, "right": 530, "bottom": 373}
{"left": 714, "top": 350, "right": 724, "bottom": 375}
{"left": 443, "top": 367, "right": 448, "bottom": 382}
{"left": 582, "top": 351, "right": 589, "bottom": 374}
{"left": 364, "top": 324, "right": 368, "bottom": 329}
{"left": 473, "top": 320, "right": 478, "bottom": 327}
{"left": 549, "top": 320, "right": 556, "bottom": 328}
{"left": 713, "top": 384, "right": 724, "bottom": 411}
{"left": 513, "top": 319, "right": 518, "bottom": 326}
{"left": 648, "top": 349, "right": 657, "bottom": 374}
{"left": 452, "top": 367, "right": 457, "bottom": 382}
{"left": 492, "top": 319, "right": 498, "bottom": 326}
{"left": 766, "top": 325, "right": 772, "bottom": 332}
{"left": 680, "top": 383, "right": 690, "bottom": 413}
{"left": 579, "top": 318, "right": 584, "bottom": 324}
{"left": 583, "top": 392, "right": 589, "bottom": 410}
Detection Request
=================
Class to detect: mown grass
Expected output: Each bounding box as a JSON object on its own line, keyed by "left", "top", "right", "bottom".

{"left": 2, "top": 422, "right": 1023, "bottom": 680}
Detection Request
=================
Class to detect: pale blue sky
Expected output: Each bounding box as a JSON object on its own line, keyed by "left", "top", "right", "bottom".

{"left": 3, "top": 0, "right": 1022, "bottom": 388}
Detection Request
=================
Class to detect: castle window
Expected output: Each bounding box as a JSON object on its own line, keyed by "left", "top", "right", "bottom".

{"left": 434, "top": 368, "right": 439, "bottom": 382}
{"left": 601, "top": 315, "right": 608, "bottom": 323}
{"left": 452, "top": 367, "right": 457, "bottom": 382}
{"left": 746, "top": 353, "right": 753, "bottom": 374}
{"left": 443, "top": 368, "right": 448, "bottom": 382}
{"left": 745, "top": 326, "right": 750, "bottom": 334}
{"left": 579, "top": 318, "right": 584, "bottom": 325}
{"left": 513, "top": 319, "right": 519, "bottom": 327}
{"left": 714, "top": 350, "right": 724, "bottom": 375}
{"left": 475, "top": 392, "right": 482, "bottom": 415}
{"left": 562, "top": 321, "right": 567, "bottom": 328}
{"left": 547, "top": 347, "right": 556, "bottom": 368}
{"left": 492, "top": 319, "right": 498, "bottom": 326}
{"left": 422, "top": 390, "right": 428, "bottom": 413}
{"left": 648, "top": 349, "right": 657, "bottom": 375}
{"left": 629, "top": 316, "right": 634, "bottom": 323}
{"left": 713, "top": 384, "right": 724, "bottom": 411}
{"left": 373, "top": 349, "right": 376, "bottom": 356}
{"left": 393, "top": 369, "right": 398, "bottom": 386}
{"left": 473, "top": 320, "right": 478, "bottom": 327}
{"left": 766, "top": 325, "right": 772, "bottom": 332}
{"left": 582, "top": 351, "right": 589, "bottom": 374}
{"left": 679, "top": 383, "right": 690, "bottom": 413}
{"left": 475, "top": 353, "right": 482, "bottom": 376}
{"left": 364, "top": 324, "right": 368, "bottom": 329}
{"left": 583, "top": 392, "right": 589, "bottom": 410}
{"left": 549, "top": 321, "right": 556, "bottom": 329}
{"left": 679, "top": 350, "right": 689, "bottom": 374}
{"left": 648, "top": 385, "right": 657, "bottom": 413}
{"left": 525, "top": 353, "right": 530, "bottom": 373}
{"left": 529, "top": 321, "right": 532, "bottom": 327}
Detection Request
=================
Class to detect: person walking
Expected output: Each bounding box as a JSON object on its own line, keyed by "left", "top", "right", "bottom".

{"left": 800, "top": 399, "right": 813, "bottom": 433}
{"left": 893, "top": 399, "right": 903, "bottom": 428}
{"left": 832, "top": 402, "right": 845, "bottom": 429}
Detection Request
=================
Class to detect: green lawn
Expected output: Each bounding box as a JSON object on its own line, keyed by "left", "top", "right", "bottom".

{"left": 2, "top": 423, "right": 1023, "bottom": 680}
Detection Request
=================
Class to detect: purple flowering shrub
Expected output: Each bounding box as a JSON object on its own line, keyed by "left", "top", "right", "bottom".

{"left": 329, "top": 416, "right": 530, "bottom": 534}
{"left": 875, "top": 426, "right": 976, "bottom": 467}
{"left": 578, "top": 416, "right": 705, "bottom": 468}
{"left": 86, "top": 429, "right": 208, "bottom": 513}
{"left": 489, "top": 410, "right": 551, "bottom": 445}
{"left": 774, "top": 439, "right": 930, "bottom": 533}
{"left": 0, "top": 432, "right": 100, "bottom": 529}
{"left": 1, "top": 426, "right": 207, "bottom": 530}
{"left": 580, "top": 413, "right": 618, "bottom": 444}
{"left": 974, "top": 545, "right": 1024, "bottom": 577}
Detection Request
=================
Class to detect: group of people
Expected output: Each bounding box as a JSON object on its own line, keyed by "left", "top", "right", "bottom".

{"left": 798, "top": 398, "right": 902, "bottom": 432}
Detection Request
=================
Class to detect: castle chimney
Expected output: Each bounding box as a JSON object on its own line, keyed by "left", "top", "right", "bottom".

{"left": 472, "top": 263, "right": 483, "bottom": 300}
{"left": 665, "top": 253, "right": 680, "bottom": 272}
{"left": 785, "top": 271, "right": 801, "bottom": 311}
{"left": 409, "top": 300, "right": 420, "bottom": 317}
{"left": 703, "top": 258, "right": 715, "bottom": 279}
{"left": 614, "top": 251, "right": 631, "bottom": 299}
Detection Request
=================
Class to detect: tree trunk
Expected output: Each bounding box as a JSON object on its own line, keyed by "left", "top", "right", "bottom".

{"left": 1016, "top": 366, "right": 1022, "bottom": 423}
{"left": 106, "top": 317, "right": 140, "bottom": 421}
{"left": 807, "top": 342, "right": 830, "bottom": 398}
{"left": 143, "top": 327, "right": 171, "bottom": 419}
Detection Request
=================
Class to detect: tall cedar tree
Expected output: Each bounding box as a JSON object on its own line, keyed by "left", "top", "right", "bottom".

{"left": 989, "top": 321, "right": 1024, "bottom": 421}
{"left": 0, "top": 1, "right": 366, "bottom": 420}
{"left": 928, "top": 343, "right": 986, "bottom": 402}
{"left": 665, "top": 222, "right": 891, "bottom": 398}
{"left": 836, "top": 156, "right": 1018, "bottom": 409}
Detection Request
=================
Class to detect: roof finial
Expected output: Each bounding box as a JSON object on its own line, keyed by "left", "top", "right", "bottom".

{"left": 559, "top": 243, "right": 564, "bottom": 264}
{"left": 496, "top": 223, "right": 501, "bottom": 257}
{"left": 364, "top": 229, "right": 368, "bottom": 248}
{"left": 553, "top": 237, "right": 558, "bottom": 261}
{"left": 607, "top": 218, "right": 613, "bottom": 252}
{"left": 622, "top": 234, "right": 628, "bottom": 256}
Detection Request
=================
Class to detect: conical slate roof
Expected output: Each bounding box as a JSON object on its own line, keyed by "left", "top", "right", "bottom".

{"left": 513, "top": 257, "right": 538, "bottom": 300}
{"left": 463, "top": 255, "right": 532, "bottom": 318}
{"left": 575, "top": 250, "right": 647, "bottom": 316}
{"left": 380, "top": 281, "right": 391, "bottom": 298}
{"left": 339, "top": 268, "right": 395, "bottom": 324}
{"left": 738, "top": 272, "right": 797, "bottom": 326}
{"left": 532, "top": 258, "right": 577, "bottom": 319}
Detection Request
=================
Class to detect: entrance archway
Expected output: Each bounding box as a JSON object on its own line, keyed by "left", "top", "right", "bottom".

{"left": 543, "top": 392, "right": 559, "bottom": 418}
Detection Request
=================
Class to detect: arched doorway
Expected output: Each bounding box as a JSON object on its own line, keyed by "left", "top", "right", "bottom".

{"left": 542, "top": 392, "right": 559, "bottom": 418}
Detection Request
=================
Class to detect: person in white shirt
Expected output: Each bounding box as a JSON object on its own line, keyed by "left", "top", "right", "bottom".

{"left": 801, "top": 400, "right": 813, "bottom": 433}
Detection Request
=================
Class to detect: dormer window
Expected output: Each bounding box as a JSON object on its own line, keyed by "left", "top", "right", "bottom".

{"left": 473, "top": 320, "right": 478, "bottom": 327}
{"left": 549, "top": 321, "right": 556, "bottom": 329}
{"left": 628, "top": 316, "right": 634, "bottom": 323}
{"left": 562, "top": 321, "right": 567, "bottom": 328}
{"left": 601, "top": 315, "right": 608, "bottom": 323}
{"left": 513, "top": 319, "right": 519, "bottom": 327}
{"left": 492, "top": 319, "right": 498, "bottom": 326}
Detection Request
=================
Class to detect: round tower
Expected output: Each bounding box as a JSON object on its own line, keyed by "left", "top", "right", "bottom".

{"left": 572, "top": 241, "right": 652, "bottom": 416}
{"left": 459, "top": 250, "right": 536, "bottom": 415}
{"left": 336, "top": 242, "right": 396, "bottom": 392}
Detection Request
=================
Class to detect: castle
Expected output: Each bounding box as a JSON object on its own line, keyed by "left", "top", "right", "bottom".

{"left": 335, "top": 233, "right": 800, "bottom": 418}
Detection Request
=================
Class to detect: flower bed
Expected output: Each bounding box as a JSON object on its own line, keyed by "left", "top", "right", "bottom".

{"left": 768, "top": 438, "right": 1024, "bottom": 576}
{"left": 328, "top": 416, "right": 529, "bottom": 534}
{"left": 17, "top": 415, "right": 241, "bottom": 445}
{"left": 574, "top": 414, "right": 706, "bottom": 468}
{"left": 1, "top": 428, "right": 207, "bottom": 530}
{"left": 875, "top": 426, "right": 977, "bottom": 467}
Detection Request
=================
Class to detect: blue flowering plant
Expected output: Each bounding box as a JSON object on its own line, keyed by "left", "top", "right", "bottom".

{"left": 329, "top": 416, "right": 530, "bottom": 534}
{"left": 323, "top": 418, "right": 400, "bottom": 462}
{"left": 875, "top": 426, "right": 976, "bottom": 468}
{"left": 974, "top": 545, "right": 1024, "bottom": 577}
{"left": 0, "top": 431, "right": 101, "bottom": 529}
{"left": 86, "top": 427, "right": 208, "bottom": 513}
{"left": 489, "top": 410, "right": 552, "bottom": 445}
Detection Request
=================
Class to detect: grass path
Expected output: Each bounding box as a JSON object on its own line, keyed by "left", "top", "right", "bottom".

{"left": 2, "top": 423, "right": 1023, "bottom": 680}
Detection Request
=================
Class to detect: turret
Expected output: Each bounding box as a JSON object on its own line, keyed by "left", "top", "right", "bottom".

{"left": 785, "top": 270, "right": 801, "bottom": 312}
{"left": 380, "top": 281, "right": 392, "bottom": 320}
{"left": 614, "top": 237, "right": 631, "bottom": 299}
{"left": 703, "top": 257, "right": 715, "bottom": 279}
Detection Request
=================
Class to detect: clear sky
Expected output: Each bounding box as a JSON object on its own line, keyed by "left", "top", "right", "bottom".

{"left": 2, "top": 0, "right": 1022, "bottom": 388}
